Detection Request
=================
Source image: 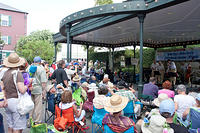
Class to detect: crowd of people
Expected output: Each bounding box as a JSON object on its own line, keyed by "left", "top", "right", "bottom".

{"left": 0, "top": 52, "right": 199, "bottom": 133}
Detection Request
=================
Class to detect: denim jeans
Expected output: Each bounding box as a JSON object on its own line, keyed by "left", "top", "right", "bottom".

{"left": 0, "top": 113, "right": 5, "bottom": 133}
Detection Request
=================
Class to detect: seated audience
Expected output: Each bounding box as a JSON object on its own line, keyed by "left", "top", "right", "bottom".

{"left": 115, "top": 80, "right": 136, "bottom": 102}
{"left": 59, "top": 90, "right": 89, "bottom": 129}
{"left": 158, "top": 80, "right": 175, "bottom": 98}
{"left": 143, "top": 77, "right": 159, "bottom": 99}
{"left": 102, "top": 95, "right": 137, "bottom": 133}
{"left": 159, "top": 99, "right": 189, "bottom": 133}
{"left": 183, "top": 93, "right": 200, "bottom": 119}
{"left": 174, "top": 85, "right": 196, "bottom": 118}
{"left": 93, "top": 85, "right": 109, "bottom": 109}
{"left": 99, "top": 74, "right": 114, "bottom": 89}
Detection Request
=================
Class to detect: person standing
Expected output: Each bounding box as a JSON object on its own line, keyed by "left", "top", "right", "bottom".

{"left": 50, "top": 60, "right": 68, "bottom": 88}
{"left": 151, "top": 60, "right": 159, "bottom": 77}
{"left": 29, "top": 56, "right": 47, "bottom": 124}
{"left": 158, "top": 61, "right": 165, "bottom": 84}
{"left": 167, "top": 60, "right": 177, "bottom": 86}
{"left": 2, "top": 53, "right": 28, "bottom": 133}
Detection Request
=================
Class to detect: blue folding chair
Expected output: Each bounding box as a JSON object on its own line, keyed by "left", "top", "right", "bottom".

{"left": 103, "top": 125, "right": 134, "bottom": 133}
{"left": 91, "top": 106, "right": 108, "bottom": 133}
{"left": 123, "top": 101, "right": 136, "bottom": 122}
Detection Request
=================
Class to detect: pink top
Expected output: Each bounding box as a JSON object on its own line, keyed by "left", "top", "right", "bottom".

{"left": 158, "top": 89, "right": 175, "bottom": 98}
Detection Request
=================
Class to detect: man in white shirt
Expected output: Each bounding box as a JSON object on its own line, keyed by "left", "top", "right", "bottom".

{"left": 151, "top": 60, "right": 159, "bottom": 77}
{"left": 167, "top": 60, "right": 177, "bottom": 86}
{"left": 157, "top": 61, "right": 165, "bottom": 84}
{"left": 174, "top": 84, "right": 196, "bottom": 118}
{"left": 65, "top": 63, "right": 77, "bottom": 85}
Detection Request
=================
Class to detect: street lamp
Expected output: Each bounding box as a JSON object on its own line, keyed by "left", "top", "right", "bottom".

{"left": 0, "top": 42, "right": 5, "bottom": 65}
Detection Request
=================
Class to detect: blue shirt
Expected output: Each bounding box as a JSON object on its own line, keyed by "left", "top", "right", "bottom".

{"left": 142, "top": 82, "right": 158, "bottom": 99}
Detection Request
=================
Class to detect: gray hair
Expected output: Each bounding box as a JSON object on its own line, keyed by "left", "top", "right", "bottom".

{"left": 176, "top": 84, "right": 186, "bottom": 92}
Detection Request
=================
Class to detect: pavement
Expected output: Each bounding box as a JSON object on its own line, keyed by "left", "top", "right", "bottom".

{"left": 1, "top": 102, "right": 93, "bottom": 133}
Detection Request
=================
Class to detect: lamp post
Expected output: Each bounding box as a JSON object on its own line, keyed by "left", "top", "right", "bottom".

{"left": 0, "top": 43, "right": 5, "bottom": 65}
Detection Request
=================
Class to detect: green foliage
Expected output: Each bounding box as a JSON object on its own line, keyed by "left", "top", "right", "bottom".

{"left": 95, "top": 0, "right": 113, "bottom": 6}
{"left": 16, "top": 30, "right": 59, "bottom": 64}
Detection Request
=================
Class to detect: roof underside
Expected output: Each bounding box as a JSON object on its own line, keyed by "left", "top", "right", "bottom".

{"left": 53, "top": 0, "right": 200, "bottom": 48}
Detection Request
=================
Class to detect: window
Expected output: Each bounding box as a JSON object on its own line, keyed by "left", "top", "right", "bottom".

{"left": 0, "top": 14, "right": 11, "bottom": 26}
{"left": 0, "top": 36, "right": 11, "bottom": 45}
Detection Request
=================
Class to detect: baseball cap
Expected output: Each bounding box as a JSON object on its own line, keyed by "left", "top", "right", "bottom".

{"left": 34, "top": 56, "right": 41, "bottom": 63}
{"left": 159, "top": 99, "right": 175, "bottom": 116}
{"left": 176, "top": 84, "right": 186, "bottom": 92}
{"left": 196, "top": 93, "right": 200, "bottom": 101}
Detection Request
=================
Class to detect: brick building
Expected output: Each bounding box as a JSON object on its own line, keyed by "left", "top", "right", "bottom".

{"left": 0, "top": 2, "right": 28, "bottom": 60}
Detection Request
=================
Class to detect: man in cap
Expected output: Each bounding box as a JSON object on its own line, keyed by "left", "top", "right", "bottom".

{"left": 29, "top": 56, "right": 47, "bottom": 124}
{"left": 174, "top": 84, "right": 196, "bottom": 118}
{"left": 159, "top": 99, "right": 189, "bottom": 133}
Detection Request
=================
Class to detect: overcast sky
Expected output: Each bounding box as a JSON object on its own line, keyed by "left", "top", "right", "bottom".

{"left": 1, "top": 0, "right": 123, "bottom": 34}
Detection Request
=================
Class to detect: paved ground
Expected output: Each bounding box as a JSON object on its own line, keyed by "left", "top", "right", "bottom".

{"left": 1, "top": 102, "right": 93, "bottom": 133}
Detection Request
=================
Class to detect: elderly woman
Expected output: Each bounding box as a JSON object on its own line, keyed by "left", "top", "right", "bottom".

{"left": 158, "top": 80, "right": 175, "bottom": 98}
{"left": 102, "top": 95, "right": 137, "bottom": 133}
{"left": 1, "top": 53, "right": 28, "bottom": 133}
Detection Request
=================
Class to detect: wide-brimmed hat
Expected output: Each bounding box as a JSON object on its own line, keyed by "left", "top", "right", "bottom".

{"left": 141, "top": 115, "right": 174, "bottom": 133}
{"left": 153, "top": 93, "right": 169, "bottom": 107}
{"left": 81, "top": 82, "right": 89, "bottom": 88}
{"left": 88, "top": 83, "right": 98, "bottom": 89}
{"left": 72, "top": 75, "right": 81, "bottom": 82}
{"left": 3, "top": 53, "right": 25, "bottom": 68}
{"left": 104, "top": 94, "right": 128, "bottom": 113}
{"left": 46, "top": 84, "right": 54, "bottom": 92}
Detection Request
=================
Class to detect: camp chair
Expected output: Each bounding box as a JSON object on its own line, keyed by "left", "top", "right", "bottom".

{"left": 123, "top": 101, "right": 136, "bottom": 122}
{"left": 103, "top": 125, "right": 134, "bottom": 133}
{"left": 91, "top": 106, "right": 108, "bottom": 133}
{"left": 45, "top": 92, "right": 55, "bottom": 123}
{"left": 54, "top": 105, "right": 86, "bottom": 133}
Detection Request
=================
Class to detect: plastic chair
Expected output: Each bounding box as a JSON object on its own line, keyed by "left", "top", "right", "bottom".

{"left": 103, "top": 125, "right": 134, "bottom": 133}
{"left": 54, "top": 105, "right": 86, "bottom": 133}
{"left": 123, "top": 101, "right": 136, "bottom": 122}
{"left": 91, "top": 106, "right": 108, "bottom": 133}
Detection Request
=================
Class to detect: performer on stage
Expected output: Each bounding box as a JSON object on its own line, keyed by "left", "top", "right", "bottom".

{"left": 167, "top": 60, "right": 177, "bottom": 86}
{"left": 158, "top": 61, "right": 165, "bottom": 84}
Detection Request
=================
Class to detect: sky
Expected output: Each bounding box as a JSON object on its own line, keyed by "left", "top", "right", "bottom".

{"left": 1, "top": 0, "right": 123, "bottom": 34}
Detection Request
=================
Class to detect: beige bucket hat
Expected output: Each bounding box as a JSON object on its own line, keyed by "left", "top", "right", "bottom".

{"left": 104, "top": 94, "right": 128, "bottom": 113}
{"left": 153, "top": 93, "right": 169, "bottom": 107}
{"left": 3, "top": 53, "right": 25, "bottom": 68}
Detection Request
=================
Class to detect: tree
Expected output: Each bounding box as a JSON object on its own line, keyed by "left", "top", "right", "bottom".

{"left": 95, "top": 0, "right": 113, "bottom": 6}
{"left": 16, "top": 30, "right": 60, "bottom": 64}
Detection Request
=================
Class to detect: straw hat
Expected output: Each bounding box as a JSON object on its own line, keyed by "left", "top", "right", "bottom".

{"left": 104, "top": 94, "right": 128, "bottom": 113}
{"left": 3, "top": 53, "right": 25, "bottom": 68}
{"left": 153, "top": 93, "right": 169, "bottom": 107}
{"left": 72, "top": 75, "right": 81, "bottom": 82}
{"left": 141, "top": 115, "right": 174, "bottom": 133}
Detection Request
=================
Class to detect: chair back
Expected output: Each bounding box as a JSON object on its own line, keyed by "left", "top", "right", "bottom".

{"left": 87, "top": 91, "right": 95, "bottom": 102}
{"left": 47, "top": 92, "right": 55, "bottom": 113}
{"left": 55, "top": 105, "right": 74, "bottom": 123}
{"left": 103, "top": 125, "right": 134, "bottom": 133}
{"left": 190, "top": 107, "right": 200, "bottom": 129}
{"left": 92, "top": 106, "right": 108, "bottom": 126}
{"left": 123, "top": 101, "right": 134, "bottom": 114}
{"left": 140, "top": 94, "right": 153, "bottom": 101}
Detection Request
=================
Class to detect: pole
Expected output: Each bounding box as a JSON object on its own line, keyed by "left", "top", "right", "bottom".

{"left": 54, "top": 42, "right": 57, "bottom": 63}
{"left": 86, "top": 45, "right": 89, "bottom": 70}
{"left": 133, "top": 45, "right": 136, "bottom": 84}
{"left": 137, "top": 13, "right": 146, "bottom": 98}
{"left": 66, "top": 24, "right": 71, "bottom": 63}
{"left": 69, "top": 37, "right": 72, "bottom": 62}
{"left": 112, "top": 47, "right": 114, "bottom": 72}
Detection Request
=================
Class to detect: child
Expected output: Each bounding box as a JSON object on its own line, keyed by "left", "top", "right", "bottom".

{"left": 59, "top": 90, "right": 89, "bottom": 130}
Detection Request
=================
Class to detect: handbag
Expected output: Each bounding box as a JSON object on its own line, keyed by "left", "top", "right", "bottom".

{"left": 12, "top": 70, "right": 34, "bottom": 115}
{"left": 30, "top": 117, "right": 48, "bottom": 133}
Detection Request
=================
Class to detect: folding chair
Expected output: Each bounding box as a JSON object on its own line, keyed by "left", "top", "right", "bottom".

{"left": 54, "top": 105, "right": 86, "bottom": 133}
{"left": 123, "top": 101, "right": 136, "bottom": 122}
{"left": 91, "top": 106, "right": 108, "bottom": 133}
{"left": 45, "top": 92, "right": 55, "bottom": 123}
{"left": 103, "top": 125, "right": 134, "bottom": 133}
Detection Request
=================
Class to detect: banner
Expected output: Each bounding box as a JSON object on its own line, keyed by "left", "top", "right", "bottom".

{"left": 156, "top": 48, "right": 200, "bottom": 61}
